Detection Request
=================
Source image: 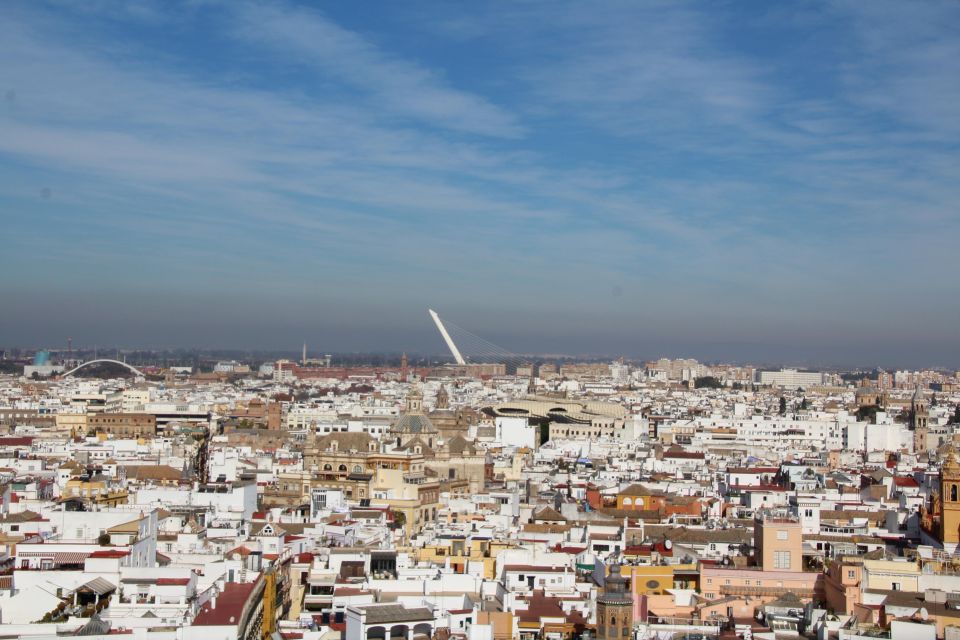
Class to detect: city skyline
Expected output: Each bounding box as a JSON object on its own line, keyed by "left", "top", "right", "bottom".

{"left": 2, "top": 1, "right": 959, "bottom": 365}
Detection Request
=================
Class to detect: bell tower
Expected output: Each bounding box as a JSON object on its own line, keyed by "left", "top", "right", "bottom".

{"left": 436, "top": 385, "right": 449, "bottom": 410}
{"left": 596, "top": 564, "right": 633, "bottom": 640}
{"left": 940, "top": 449, "right": 960, "bottom": 552}
{"left": 913, "top": 388, "right": 929, "bottom": 453}
{"left": 406, "top": 386, "right": 423, "bottom": 413}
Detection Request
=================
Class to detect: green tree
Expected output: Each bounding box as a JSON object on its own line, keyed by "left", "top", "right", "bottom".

{"left": 779, "top": 397, "right": 787, "bottom": 415}
{"left": 800, "top": 397, "right": 809, "bottom": 411}
{"left": 857, "top": 404, "right": 880, "bottom": 424}
{"left": 694, "top": 376, "right": 723, "bottom": 389}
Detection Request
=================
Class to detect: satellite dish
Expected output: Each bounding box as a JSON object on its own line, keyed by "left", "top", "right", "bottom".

{"left": 664, "top": 539, "right": 673, "bottom": 550}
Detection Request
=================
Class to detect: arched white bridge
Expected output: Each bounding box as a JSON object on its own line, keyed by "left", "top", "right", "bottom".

{"left": 62, "top": 359, "right": 145, "bottom": 377}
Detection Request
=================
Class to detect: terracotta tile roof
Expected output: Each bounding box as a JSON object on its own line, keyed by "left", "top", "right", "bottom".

{"left": 504, "top": 564, "right": 568, "bottom": 573}
{"left": 89, "top": 549, "right": 130, "bottom": 558}
{"left": 192, "top": 581, "right": 258, "bottom": 626}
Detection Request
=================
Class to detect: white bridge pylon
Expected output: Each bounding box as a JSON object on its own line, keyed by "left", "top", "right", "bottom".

{"left": 428, "top": 309, "right": 466, "bottom": 365}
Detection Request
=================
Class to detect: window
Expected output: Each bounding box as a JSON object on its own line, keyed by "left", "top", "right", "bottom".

{"left": 892, "top": 582, "right": 901, "bottom": 591}
{"left": 777, "top": 530, "right": 788, "bottom": 540}
{"left": 847, "top": 570, "right": 855, "bottom": 579}
{"left": 709, "top": 543, "right": 717, "bottom": 551}
{"left": 774, "top": 551, "right": 791, "bottom": 569}
{"left": 805, "top": 509, "right": 814, "bottom": 518}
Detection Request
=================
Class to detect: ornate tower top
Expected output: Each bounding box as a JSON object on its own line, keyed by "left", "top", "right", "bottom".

{"left": 944, "top": 447, "right": 960, "bottom": 476}
{"left": 598, "top": 564, "right": 632, "bottom": 605}
{"left": 436, "top": 385, "right": 449, "bottom": 410}
{"left": 406, "top": 386, "right": 424, "bottom": 413}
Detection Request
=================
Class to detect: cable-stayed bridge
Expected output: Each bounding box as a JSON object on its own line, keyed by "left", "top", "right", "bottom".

{"left": 428, "top": 309, "right": 530, "bottom": 373}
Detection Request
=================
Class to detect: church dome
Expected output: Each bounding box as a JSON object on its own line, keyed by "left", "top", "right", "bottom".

{"left": 391, "top": 412, "right": 437, "bottom": 435}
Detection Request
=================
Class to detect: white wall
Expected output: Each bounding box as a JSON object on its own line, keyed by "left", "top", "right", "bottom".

{"left": 495, "top": 417, "right": 537, "bottom": 449}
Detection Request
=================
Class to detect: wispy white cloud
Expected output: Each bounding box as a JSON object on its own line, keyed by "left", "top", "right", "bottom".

{"left": 229, "top": 2, "right": 522, "bottom": 139}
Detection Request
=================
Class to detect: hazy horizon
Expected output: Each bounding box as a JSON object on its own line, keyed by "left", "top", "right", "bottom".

{"left": 2, "top": 1, "right": 958, "bottom": 368}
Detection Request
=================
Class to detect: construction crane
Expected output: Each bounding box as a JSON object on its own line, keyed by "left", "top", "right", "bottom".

{"left": 261, "top": 565, "right": 278, "bottom": 640}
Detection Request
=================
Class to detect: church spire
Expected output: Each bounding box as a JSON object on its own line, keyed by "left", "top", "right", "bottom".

{"left": 436, "top": 385, "right": 449, "bottom": 410}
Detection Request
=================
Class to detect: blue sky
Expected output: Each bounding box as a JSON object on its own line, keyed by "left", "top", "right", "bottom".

{"left": 1, "top": 0, "right": 958, "bottom": 366}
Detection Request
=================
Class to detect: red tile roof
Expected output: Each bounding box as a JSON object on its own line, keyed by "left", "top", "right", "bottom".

{"left": 664, "top": 450, "right": 705, "bottom": 459}
{"left": 89, "top": 550, "right": 130, "bottom": 558}
{"left": 193, "top": 581, "right": 258, "bottom": 626}
{"left": 504, "top": 564, "right": 568, "bottom": 573}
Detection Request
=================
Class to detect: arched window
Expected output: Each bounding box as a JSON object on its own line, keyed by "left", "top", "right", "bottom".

{"left": 622, "top": 497, "right": 632, "bottom": 506}
{"left": 611, "top": 616, "right": 616, "bottom": 626}
{"left": 952, "top": 484, "right": 958, "bottom": 502}
{"left": 323, "top": 464, "right": 332, "bottom": 471}
{"left": 338, "top": 464, "right": 347, "bottom": 472}
{"left": 353, "top": 465, "right": 363, "bottom": 473}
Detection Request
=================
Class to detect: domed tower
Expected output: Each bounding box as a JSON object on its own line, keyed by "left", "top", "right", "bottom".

{"left": 941, "top": 448, "right": 960, "bottom": 552}
{"left": 913, "top": 387, "right": 929, "bottom": 453}
{"left": 596, "top": 564, "right": 633, "bottom": 640}
{"left": 391, "top": 386, "right": 437, "bottom": 448}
